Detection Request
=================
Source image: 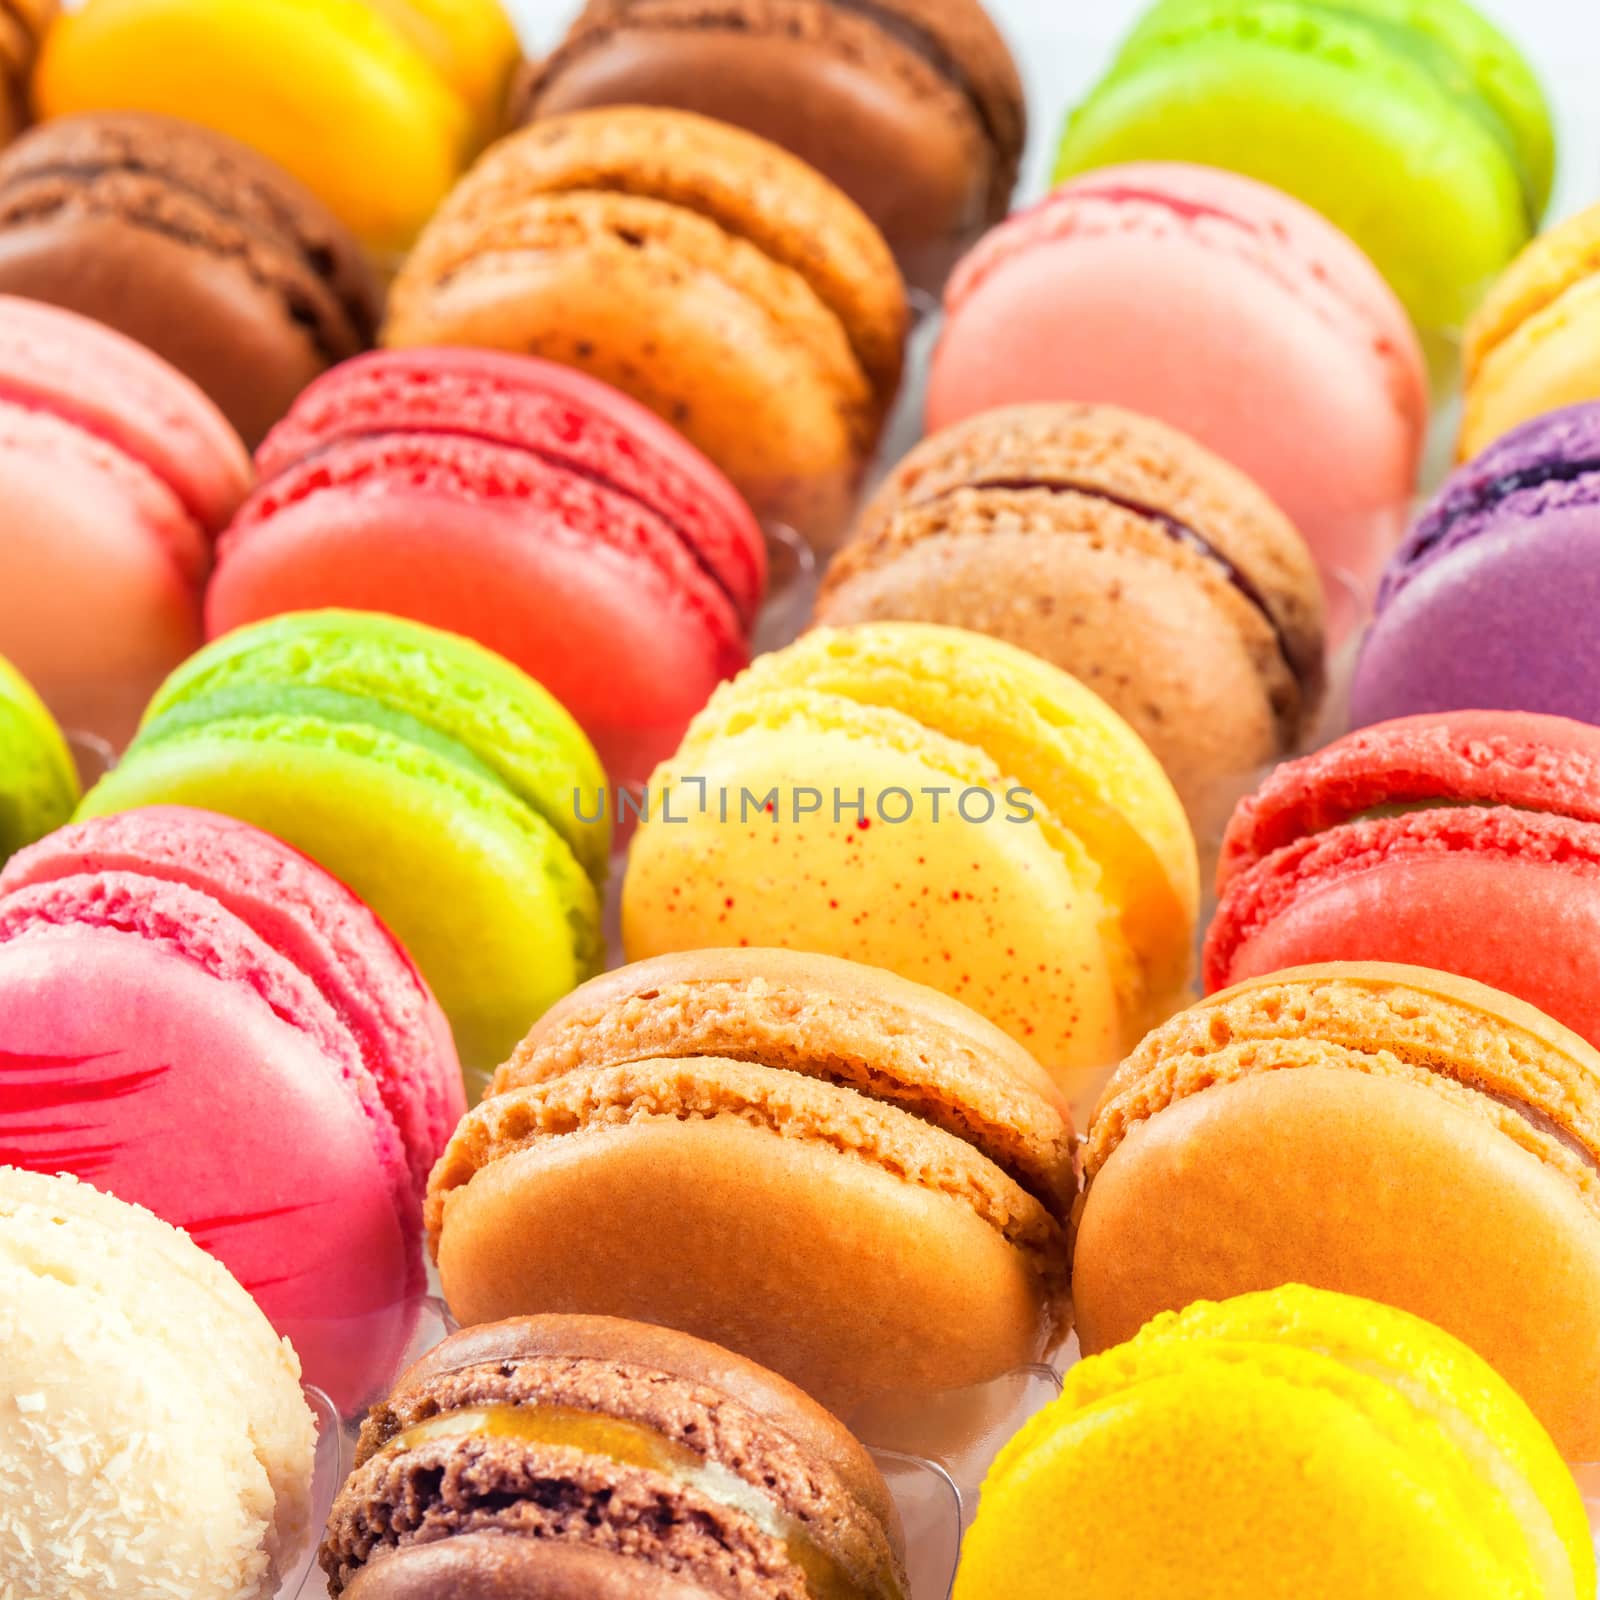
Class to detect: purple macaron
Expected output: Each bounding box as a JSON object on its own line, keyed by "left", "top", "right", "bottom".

{"left": 1351, "top": 404, "right": 1600, "bottom": 729}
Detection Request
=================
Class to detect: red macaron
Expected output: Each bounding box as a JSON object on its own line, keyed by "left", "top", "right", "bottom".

{"left": 1207, "top": 710, "right": 1600, "bottom": 1049}
{"left": 206, "top": 349, "right": 768, "bottom": 784}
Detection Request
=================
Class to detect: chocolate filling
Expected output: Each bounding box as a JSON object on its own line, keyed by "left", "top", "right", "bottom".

{"left": 933, "top": 476, "right": 1307, "bottom": 695}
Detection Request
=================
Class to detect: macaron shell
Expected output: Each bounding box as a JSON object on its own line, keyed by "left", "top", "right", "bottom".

{"left": 953, "top": 1353, "right": 1534, "bottom": 1599}
{"left": 362, "top": 0, "right": 520, "bottom": 137}
{"left": 431, "top": 1095, "right": 1055, "bottom": 1413}
{"left": 928, "top": 170, "right": 1424, "bottom": 588}
{"left": 36, "top": 0, "right": 472, "bottom": 256}
{"left": 1073, "top": 1064, "right": 1600, "bottom": 1459}
{"left": 1351, "top": 505, "right": 1600, "bottom": 728}
{"left": 0, "top": 925, "right": 418, "bottom": 1407}
{"left": 0, "top": 654, "right": 77, "bottom": 861}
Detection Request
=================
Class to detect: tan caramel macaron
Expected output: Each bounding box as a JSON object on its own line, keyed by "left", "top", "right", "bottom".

{"left": 1073, "top": 961, "right": 1600, "bottom": 1459}
{"left": 815, "top": 404, "right": 1325, "bottom": 833}
{"left": 426, "top": 948, "right": 1075, "bottom": 1415}
{"left": 385, "top": 107, "right": 908, "bottom": 548}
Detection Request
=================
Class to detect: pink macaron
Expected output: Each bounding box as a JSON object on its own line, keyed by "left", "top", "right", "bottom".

{"left": 0, "top": 296, "right": 252, "bottom": 747}
{"left": 926, "top": 163, "right": 1429, "bottom": 602}
{"left": 0, "top": 806, "right": 464, "bottom": 1409}
{"left": 206, "top": 349, "right": 769, "bottom": 785}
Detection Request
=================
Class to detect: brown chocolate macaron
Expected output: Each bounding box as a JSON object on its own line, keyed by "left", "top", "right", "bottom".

{"left": 426, "top": 949, "right": 1075, "bottom": 1415}
{"left": 384, "top": 107, "right": 908, "bottom": 549}
{"left": 514, "top": 0, "right": 1025, "bottom": 294}
{"left": 0, "top": 0, "right": 53, "bottom": 147}
{"left": 0, "top": 111, "right": 379, "bottom": 446}
{"left": 815, "top": 404, "right": 1326, "bottom": 834}
{"left": 322, "top": 1315, "right": 910, "bottom": 1600}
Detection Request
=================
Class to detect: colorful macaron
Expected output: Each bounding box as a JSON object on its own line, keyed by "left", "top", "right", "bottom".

{"left": 75, "top": 610, "right": 610, "bottom": 1084}
{"left": 926, "top": 163, "right": 1428, "bottom": 594}
{"left": 0, "top": 652, "right": 77, "bottom": 863}
{"left": 385, "top": 107, "right": 909, "bottom": 549}
{"left": 1075, "top": 962, "right": 1600, "bottom": 1459}
{"left": 35, "top": 0, "right": 521, "bottom": 259}
{"left": 428, "top": 948, "right": 1075, "bottom": 1413}
{"left": 321, "top": 1314, "right": 909, "bottom": 1599}
{"left": 955, "top": 1286, "right": 1594, "bottom": 1600}
{"left": 621, "top": 623, "right": 1199, "bottom": 1115}
{"left": 1351, "top": 404, "right": 1600, "bottom": 731}
{"left": 1054, "top": 0, "right": 1554, "bottom": 339}
{"left": 818, "top": 404, "right": 1326, "bottom": 831}
{"left": 0, "top": 0, "right": 52, "bottom": 147}
{"left": 0, "top": 1167, "right": 318, "bottom": 1600}
{"left": 209, "top": 349, "right": 768, "bottom": 786}
{"left": 0, "top": 295, "right": 252, "bottom": 747}
{"left": 515, "top": 0, "right": 1026, "bottom": 295}
{"left": 1207, "top": 712, "right": 1600, "bottom": 1055}
{"left": 1462, "top": 200, "right": 1600, "bottom": 459}
{"left": 0, "top": 805, "right": 463, "bottom": 1405}
{"left": 0, "top": 112, "right": 379, "bottom": 447}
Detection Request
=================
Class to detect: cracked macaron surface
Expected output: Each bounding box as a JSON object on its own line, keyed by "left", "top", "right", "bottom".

{"left": 209, "top": 348, "right": 766, "bottom": 786}
{"left": 623, "top": 623, "right": 1197, "bottom": 1116}
{"left": 1353, "top": 404, "right": 1600, "bottom": 729}
{"left": 1074, "top": 961, "right": 1600, "bottom": 1459}
{"left": 1209, "top": 710, "right": 1600, "bottom": 1053}
{"left": 75, "top": 609, "right": 610, "bottom": 1081}
{"left": 426, "top": 948, "right": 1076, "bottom": 1413}
{"left": 818, "top": 403, "right": 1325, "bottom": 830}
{"left": 954, "top": 1285, "right": 1594, "bottom": 1600}
{"left": 321, "top": 1314, "right": 909, "bottom": 1600}
{"left": 384, "top": 107, "right": 908, "bottom": 548}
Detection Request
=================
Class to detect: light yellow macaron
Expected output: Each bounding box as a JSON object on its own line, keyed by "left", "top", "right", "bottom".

{"left": 621, "top": 623, "right": 1199, "bottom": 1115}
{"left": 955, "top": 1285, "right": 1596, "bottom": 1600}
{"left": 36, "top": 0, "right": 520, "bottom": 258}
{"left": 1461, "top": 198, "right": 1600, "bottom": 458}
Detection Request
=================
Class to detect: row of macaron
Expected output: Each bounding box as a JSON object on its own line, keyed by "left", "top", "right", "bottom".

{"left": 10, "top": 1164, "right": 1590, "bottom": 1600}
{"left": 10, "top": 600, "right": 1600, "bottom": 1438}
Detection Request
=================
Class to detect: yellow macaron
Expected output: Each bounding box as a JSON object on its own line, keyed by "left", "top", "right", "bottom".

{"left": 955, "top": 1285, "right": 1595, "bottom": 1600}
{"left": 621, "top": 622, "right": 1198, "bottom": 1115}
{"left": 1462, "top": 199, "right": 1600, "bottom": 458}
{"left": 36, "top": 0, "right": 520, "bottom": 258}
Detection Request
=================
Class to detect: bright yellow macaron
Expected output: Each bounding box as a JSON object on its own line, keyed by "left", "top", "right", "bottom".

{"left": 1462, "top": 199, "right": 1600, "bottom": 458}
{"left": 955, "top": 1286, "right": 1596, "bottom": 1600}
{"left": 621, "top": 623, "right": 1199, "bottom": 1115}
{"left": 36, "top": 0, "right": 520, "bottom": 258}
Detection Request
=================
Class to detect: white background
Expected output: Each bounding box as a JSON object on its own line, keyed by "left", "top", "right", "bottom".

{"left": 504, "top": 0, "right": 1600, "bottom": 225}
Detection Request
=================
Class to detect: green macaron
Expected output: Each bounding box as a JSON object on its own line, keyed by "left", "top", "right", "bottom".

{"left": 0, "top": 653, "right": 79, "bottom": 864}
{"left": 77, "top": 611, "right": 610, "bottom": 1080}
{"left": 1056, "top": 0, "right": 1554, "bottom": 337}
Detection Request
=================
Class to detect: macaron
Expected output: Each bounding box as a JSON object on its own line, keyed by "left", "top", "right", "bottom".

{"left": 0, "top": 805, "right": 463, "bottom": 1406}
{"left": 384, "top": 107, "right": 909, "bottom": 549}
{"left": 0, "top": 651, "right": 77, "bottom": 863}
{"left": 1075, "top": 962, "right": 1600, "bottom": 1459}
{"left": 955, "top": 1286, "right": 1595, "bottom": 1600}
{"left": 321, "top": 1314, "right": 909, "bottom": 1600}
{"left": 1352, "top": 404, "right": 1600, "bottom": 731}
{"left": 1207, "top": 712, "right": 1600, "bottom": 1054}
{"left": 35, "top": 0, "right": 521, "bottom": 260}
{"left": 427, "top": 948, "right": 1076, "bottom": 1413}
{"left": 0, "top": 294, "right": 252, "bottom": 747}
{"left": 209, "top": 349, "right": 768, "bottom": 786}
{"left": 515, "top": 0, "right": 1026, "bottom": 295}
{"left": 0, "top": 1167, "right": 318, "bottom": 1600}
{"left": 621, "top": 623, "right": 1199, "bottom": 1115}
{"left": 1462, "top": 201, "right": 1600, "bottom": 459}
{"left": 926, "top": 162, "right": 1429, "bottom": 594}
{"left": 0, "top": 0, "right": 53, "bottom": 146}
{"left": 75, "top": 610, "right": 610, "bottom": 1084}
{"left": 817, "top": 404, "right": 1327, "bottom": 833}
{"left": 0, "top": 112, "right": 379, "bottom": 447}
{"left": 1053, "top": 0, "right": 1554, "bottom": 339}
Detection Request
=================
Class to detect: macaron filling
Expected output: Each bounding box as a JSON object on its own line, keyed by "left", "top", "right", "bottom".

{"left": 383, "top": 1404, "right": 892, "bottom": 1600}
